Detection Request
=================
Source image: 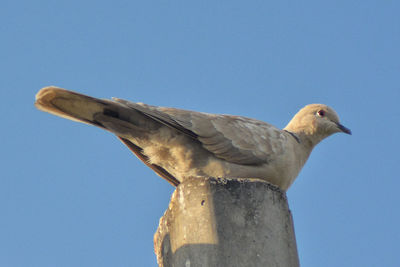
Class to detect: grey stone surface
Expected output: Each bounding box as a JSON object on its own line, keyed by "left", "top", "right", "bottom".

{"left": 154, "top": 177, "right": 299, "bottom": 267}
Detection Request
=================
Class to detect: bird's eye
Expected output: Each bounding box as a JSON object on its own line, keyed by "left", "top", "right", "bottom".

{"left": 317, "top": 110, "right": 325, "bottom": 117}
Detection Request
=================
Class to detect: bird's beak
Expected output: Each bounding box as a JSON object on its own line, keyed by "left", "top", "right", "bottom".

{"left": 336, "top": 123, "right": 352, "bottom": 135}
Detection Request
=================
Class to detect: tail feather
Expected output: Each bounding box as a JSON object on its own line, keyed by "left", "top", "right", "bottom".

{"left": 35, "top": 86, "right": 144, "bottom": 136}
{"left": 35, "top": 86, "right": 180, "bottom": 186}
{"left": 35, "top": 86, "right": 111, "bottom": 128}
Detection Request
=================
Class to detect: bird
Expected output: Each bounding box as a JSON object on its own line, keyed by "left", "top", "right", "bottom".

{"left": 35, "top": 86, "right": 351, "bottom": 191}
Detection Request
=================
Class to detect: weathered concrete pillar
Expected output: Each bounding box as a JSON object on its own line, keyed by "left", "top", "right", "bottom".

{"left": 154, "top": 177, "right": 299, "bottom": 267}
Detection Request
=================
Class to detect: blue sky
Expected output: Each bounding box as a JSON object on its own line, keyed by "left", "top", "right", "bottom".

{"left": 1, "top": 1, "right": 399, "bottom": 266}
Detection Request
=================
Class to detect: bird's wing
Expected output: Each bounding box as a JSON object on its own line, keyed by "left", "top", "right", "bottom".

{"left": 114, "top": 98, "right": 287, "bottom": 166}
{"left": 35, "top": 87, "right": 287, "bottom": 169}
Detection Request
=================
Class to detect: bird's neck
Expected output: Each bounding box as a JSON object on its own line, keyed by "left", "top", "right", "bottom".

{"left": 284, "top": 126, "right": 321, "bottom": 149}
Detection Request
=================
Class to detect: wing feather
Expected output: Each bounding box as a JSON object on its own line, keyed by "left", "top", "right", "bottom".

{"left": 115, "top": 98, "right": 286, "bottom": 166}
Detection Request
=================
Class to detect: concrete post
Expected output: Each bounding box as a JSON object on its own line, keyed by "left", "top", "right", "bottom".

{"left": 154, "top": 177, "right": 299, "bottom": 267}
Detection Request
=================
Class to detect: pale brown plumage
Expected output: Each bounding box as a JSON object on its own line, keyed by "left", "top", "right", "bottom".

{"left": 35, "top": 86, "right": 351, "bottom": 190}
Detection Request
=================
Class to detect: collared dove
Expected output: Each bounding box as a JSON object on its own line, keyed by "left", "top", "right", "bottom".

{"left": 35, "top": 86, "right": 351, "bottom": 190}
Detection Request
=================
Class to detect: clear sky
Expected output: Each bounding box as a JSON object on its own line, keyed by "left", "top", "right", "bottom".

{"left": 1, "top": 1, "right": 399, "bottom": 266}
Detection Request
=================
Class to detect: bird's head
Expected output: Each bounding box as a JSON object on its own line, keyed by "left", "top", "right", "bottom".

{"left": 284, "top": 104, "right": 351, "bottom": 146}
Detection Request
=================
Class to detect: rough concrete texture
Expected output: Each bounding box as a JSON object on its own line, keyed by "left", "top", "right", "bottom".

{"left": 154, "top": 177, "right": 299, "bottom": 267}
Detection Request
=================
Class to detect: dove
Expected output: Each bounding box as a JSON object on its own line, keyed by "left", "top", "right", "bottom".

{"left": 35, "top": 86, "right": 351, "bottom": 190}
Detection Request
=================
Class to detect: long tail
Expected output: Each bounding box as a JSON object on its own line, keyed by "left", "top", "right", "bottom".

{"left": 35, "top": 86, "right": 154, "bottom": 137}
{"left": 35, "top": 86, "right": 118, "bottom": 130}
{"left": 35, "top": 86, "right": 180, "bottom": 186}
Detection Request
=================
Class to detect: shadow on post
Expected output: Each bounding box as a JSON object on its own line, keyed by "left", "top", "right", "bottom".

{"left": 154, "top": 177, "right": 299, "bottom": 267}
